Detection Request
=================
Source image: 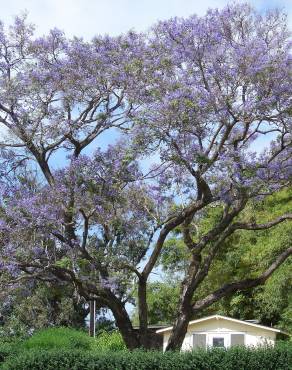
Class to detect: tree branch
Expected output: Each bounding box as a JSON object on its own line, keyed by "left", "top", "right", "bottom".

{"left": 232, "top": 213, "right": 292, "bottom": 231}
{"left": 192, "top": 246, "right": 292, "bottom": 313}
{"left": 142, "top": 198, "right": 210, "bottom": 278}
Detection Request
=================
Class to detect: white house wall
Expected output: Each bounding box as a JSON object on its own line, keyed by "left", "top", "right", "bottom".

{"left": 162, "top": 318, "right": 276, "bottom": 351}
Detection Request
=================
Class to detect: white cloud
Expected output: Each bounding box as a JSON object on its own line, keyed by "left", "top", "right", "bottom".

{"left": 0, "top": 0, "right": 290, "bottom": 39}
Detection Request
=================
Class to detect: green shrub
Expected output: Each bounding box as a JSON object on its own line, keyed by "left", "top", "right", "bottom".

{"left": 20, "top": 327, "right": 94, "bottom": 351}
{"left": 0, "top": 327, "right": 125, "bottom": 364}
{"left": 1, "top": 342, "right": 291, "bottom": 370}
{"left": 93, "top": 330, "right": 126, "bottom": 352}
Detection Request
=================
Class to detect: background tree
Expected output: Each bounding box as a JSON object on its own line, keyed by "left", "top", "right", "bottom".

{"left": 0, "top": 281, "right": 89, "bottom": 338}
{"left": 0, "top": 3, "right": 291, "bottom": 351}
{"left": 132, "top": 279, "right": 180, "bottom": 326}
{"left": 137, "top": 189, "right": 291, "bottom": 332}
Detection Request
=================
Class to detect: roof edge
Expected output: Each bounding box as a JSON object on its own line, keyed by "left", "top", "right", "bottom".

{"left": 156, "top": 315, "right": 289, "bottom": 335}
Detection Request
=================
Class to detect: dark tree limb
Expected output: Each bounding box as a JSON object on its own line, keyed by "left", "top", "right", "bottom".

{"left": 232, "top": 213, "right": 292, "bottom": 231}
{"left": 192, "top": 246, "right": 292, "bottom": 314}
{"left": 142, "top": 198, "right": 211, "bottom": 279}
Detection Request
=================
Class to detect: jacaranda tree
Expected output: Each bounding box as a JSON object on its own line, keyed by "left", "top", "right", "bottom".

{"left": 0, "top": 3, "right": 291, "bottom": 350}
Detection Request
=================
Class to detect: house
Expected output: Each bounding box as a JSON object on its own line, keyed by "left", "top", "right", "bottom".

{"left": 156, "top": 315, "right": 289, "bottom": 351}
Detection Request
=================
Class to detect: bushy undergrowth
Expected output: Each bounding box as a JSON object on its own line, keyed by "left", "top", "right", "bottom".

{"left": 0, "top": 327, "right": 125, "bottom": 364}
{"left": 21, "top": 327, "right": 94, "bottom": 351}
{"left": 1, "top": 342, "right": 291, "bottom": 370}
{"left": 0, "top": 337, "right": 23, "bottom": 363}
{"left": 20, "top": 327, "right": 125, "bottom": 352}
{"left": 94, "top": 330, "right": 126, "bottom": 351}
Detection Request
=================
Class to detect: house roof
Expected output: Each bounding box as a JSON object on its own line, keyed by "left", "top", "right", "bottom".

{"left": 133, "top": 324, "right": 169, "bottom": 331}
{"left": 156, "top": 315, "right": 289, "bottom": 335}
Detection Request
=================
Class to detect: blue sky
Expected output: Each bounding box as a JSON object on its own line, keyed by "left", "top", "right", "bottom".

{"left": 0, "top": 0, "right": 291, "bottom": 38}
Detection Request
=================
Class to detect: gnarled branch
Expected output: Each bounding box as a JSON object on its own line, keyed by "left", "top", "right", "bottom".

{"left": 192, "top": 246, "right": 292, "bottom": 314}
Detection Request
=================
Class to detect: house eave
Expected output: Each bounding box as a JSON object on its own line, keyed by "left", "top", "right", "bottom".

{"left": 155, "top": 315, "right": 289, "bottom": 336}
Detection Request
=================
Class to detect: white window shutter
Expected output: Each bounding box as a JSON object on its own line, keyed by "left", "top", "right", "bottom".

{"left": 193, "top": 333, "right": 207, "bottom": 349}
{"left": 230, "top": 333, "right": 245, "bottom": 346}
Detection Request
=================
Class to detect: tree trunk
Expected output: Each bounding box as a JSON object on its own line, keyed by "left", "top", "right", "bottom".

{"left": 106, "top": 292, "right": 140, "bottom": 349}
{"left": 138, "top": 277, "right": 149, "bottom": 348}
{"left": 165, "top": 304, "right": 192, "bottom": 351}
{"left": 165, "top": 257, "right": 199, "bottom": 351}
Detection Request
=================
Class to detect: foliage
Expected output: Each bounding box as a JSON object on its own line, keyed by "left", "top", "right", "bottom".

{"left": 0, "top": 327, "right": 125, "bottom": 363}
{"left": 148, "top": 189, "right": 292, "bottom": 331}
{"left": 1, "top": 342, "right": 291, "bottom": 370}
{"left": 95, "top": 317, "right": 116, "bottom": 335}
{"left": 0, "top": 327, "right": 126, "bottom": 361}
{"left": 20, "top": 327, "right": 95, "bottom": 351}
{"left": 0, "top": 337, "right": 21, "bottom": 363}
{"left": 132, "top": 280, "right": 180, "bottom": 325}
{"left": 0, "top": 282, "right": 89, "bottom": 338}
{"left": 194, "top": 189, "right": 292, "bottom": 330}
{"left": 94, "top": 330, "right": 126, "bottom": 351}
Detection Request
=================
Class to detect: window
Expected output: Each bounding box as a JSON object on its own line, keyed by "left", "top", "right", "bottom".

{"left": 193, "top": 332, "right": 245, "bottom": 349}
{"left": 208, "top": 333, "right": 229, "bottom": 348}
{"left": 212, "top": 337, "right": 225, "bottom": 347}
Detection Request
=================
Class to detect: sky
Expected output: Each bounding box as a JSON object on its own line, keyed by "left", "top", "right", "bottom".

{"left": 0, "top": 0, "right": 291, "bottom": 39}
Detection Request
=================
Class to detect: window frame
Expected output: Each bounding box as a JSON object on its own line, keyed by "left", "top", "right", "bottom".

{"left": 192, "top": 331, "right": 246, "bottom": 349}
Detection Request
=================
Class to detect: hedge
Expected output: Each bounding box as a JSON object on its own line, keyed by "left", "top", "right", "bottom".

{"left": 1, "top": 342, "right": 291, "bottom": 370}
